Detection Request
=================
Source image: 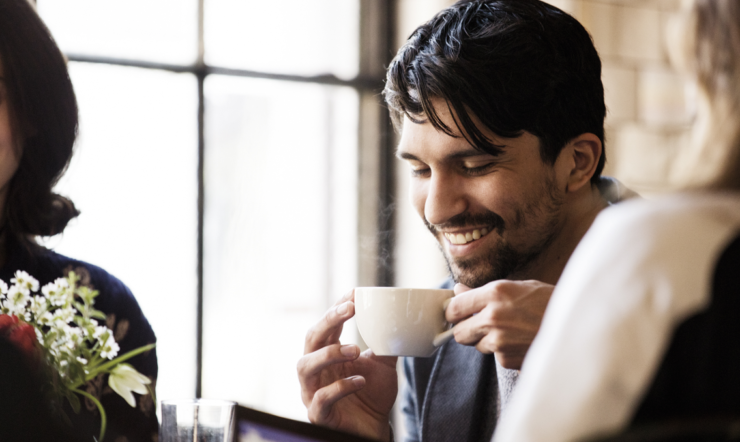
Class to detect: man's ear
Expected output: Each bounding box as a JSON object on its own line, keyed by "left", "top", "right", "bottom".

{"left": 561, "top": 133, "right": 602, "bottom": 193}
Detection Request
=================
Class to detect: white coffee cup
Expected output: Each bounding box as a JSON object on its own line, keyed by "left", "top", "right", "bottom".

{"left": 354, "top": 287, "right": 454, "bottom": 357}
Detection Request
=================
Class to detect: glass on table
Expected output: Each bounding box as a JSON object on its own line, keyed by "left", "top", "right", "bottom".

{"left": 160, "top": 399, "right": 236, "bottom": 442}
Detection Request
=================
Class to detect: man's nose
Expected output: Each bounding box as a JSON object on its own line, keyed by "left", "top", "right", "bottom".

{"left": 424, "top": 172, "right": 467, "bottom": 226}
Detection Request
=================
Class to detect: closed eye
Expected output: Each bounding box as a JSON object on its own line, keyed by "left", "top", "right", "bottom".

{"left": 461, "top": 162, "right": 497, "bottom": 176}
{"left": 410, "top": 166, "right": 431, "bottom": 178}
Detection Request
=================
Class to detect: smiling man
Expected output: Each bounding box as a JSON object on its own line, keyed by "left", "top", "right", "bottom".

{"left": 298, "top": 1, "right": 634, "bottom": 441}
{"left": 396, "top": 106, "right": 603, "bottom": 290}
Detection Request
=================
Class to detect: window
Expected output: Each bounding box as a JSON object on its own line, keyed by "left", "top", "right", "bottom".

{"left": 37, "top": 0, "right": 394, "bottom": 420}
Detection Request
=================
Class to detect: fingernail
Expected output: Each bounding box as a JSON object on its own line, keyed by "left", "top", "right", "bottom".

{"left": 351, "top": 376, "right": 365, "bottom": 388}
{"left": 336, "top": 302, "right": 348, "bottom": 315}
{"left": 340, "top": 345, "right": 357, "bottom": 358}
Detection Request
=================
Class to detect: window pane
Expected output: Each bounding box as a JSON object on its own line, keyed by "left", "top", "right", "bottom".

{"left": 50, "top": 63, "right": 199, "bottom": 403}
{"left": 205, "top": 0, "right": 359, "bottom": 79}
{"left": 37, "top": 0, "right": 197, "bottom": 65}
{"left": 202, "top": 76, "right": 358, "bottom": 420}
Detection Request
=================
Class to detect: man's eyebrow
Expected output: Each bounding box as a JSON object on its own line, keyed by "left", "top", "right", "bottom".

{"left": 446, "top": 148, "right": 501, "bottom": 160}
{"left": 396, "top": 150, "right": 420, "bottom": 161}
{"left": 396, "top": 148, "right": 503, "bottom": 162}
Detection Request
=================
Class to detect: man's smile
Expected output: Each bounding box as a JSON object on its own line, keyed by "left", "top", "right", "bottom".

{"left": 442, "top": 227, "right": 491, "bottom": 245}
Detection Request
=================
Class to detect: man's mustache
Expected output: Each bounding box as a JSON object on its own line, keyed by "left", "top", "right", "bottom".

{"left": 424, "top": 211, "right": 506, "bottom": 235}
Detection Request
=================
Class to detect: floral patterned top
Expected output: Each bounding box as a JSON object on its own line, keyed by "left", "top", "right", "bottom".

{"left": 0, "top": 237, "right": 158, "bottom": 442}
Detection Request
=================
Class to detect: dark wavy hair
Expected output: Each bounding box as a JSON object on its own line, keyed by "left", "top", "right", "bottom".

{"left": 0, "top": 0, "right": 80, "bottom": 247}
{"left": 383, "top": 0, "right": 606, "bottom": 183}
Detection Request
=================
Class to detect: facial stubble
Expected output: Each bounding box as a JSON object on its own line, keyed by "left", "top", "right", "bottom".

{"left": 427, "top": 176, "right": 565, "bottom": 288}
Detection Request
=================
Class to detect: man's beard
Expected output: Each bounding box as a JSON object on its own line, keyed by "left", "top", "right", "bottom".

{"left": 425, "top": 177, "right": 564, "bottom": 288}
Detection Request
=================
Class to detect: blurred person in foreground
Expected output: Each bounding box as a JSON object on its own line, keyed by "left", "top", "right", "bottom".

{"left": 494, "top": 1, "right": 740, "bottom": 441}
{"left": 0, "top": 337, "right": 86, "bottom": 442}
{"left": 0, "top": 0, "right": 158, "bottom": 440}
{"left": 297, "top": 1, "right": 637, "bottom": 441}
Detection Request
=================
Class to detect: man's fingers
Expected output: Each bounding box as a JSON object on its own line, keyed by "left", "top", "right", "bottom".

{"left": 333, "top": 289, "right": 355, "bottom": 307}
{"left": 453, "top": 310, "right": 536, "bottom": 357}
{"left": 452, "top": 312, "right": 497, "bottom": 348}
{"left": 446, "top": 284, "right": 505, "bottom": 323}
{"left": 298, "top": 344, "right": 359, "bottom": 384}
{"left": 304, "top": 301, "right": 355, "bottom": 354}
{"left": 297, "top": 343, "right": 360, "bottom": 406}
{"left": 447, "top": 280, "right": 538, "bottom": 323}
{"left": 453, "top": 282, "right": 471, "bottom": 296}
{"left": 307, "top": 376, "right": 366, "bottom": 425}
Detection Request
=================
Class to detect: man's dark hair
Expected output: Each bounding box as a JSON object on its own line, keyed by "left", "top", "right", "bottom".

{"left": 0, "top": 0, "right": 80, "bottom": 246}
{"left": 384, "top": 0, "right": 606, "bottom": 182}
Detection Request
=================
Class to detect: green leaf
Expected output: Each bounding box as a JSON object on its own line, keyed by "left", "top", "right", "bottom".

{"left": 82, "top": 343, "right": 156, "bottom": 384}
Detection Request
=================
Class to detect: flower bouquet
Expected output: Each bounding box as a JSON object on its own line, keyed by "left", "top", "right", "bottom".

{"left": 0, "top": 270, "right": 155, "bottom": 441}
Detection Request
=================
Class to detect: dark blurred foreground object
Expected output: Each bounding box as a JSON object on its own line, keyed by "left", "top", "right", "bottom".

{"left": 593, "top": 234, "right": 740, "bottom": 442}
{"left": 629, "top": 235, "right": 740, "bottom": 423}
{"left": 591, "top": 417, "right": 740, "bottom": 442}
{"left": 0, "top": 338, "right": 85, "bottom": 442}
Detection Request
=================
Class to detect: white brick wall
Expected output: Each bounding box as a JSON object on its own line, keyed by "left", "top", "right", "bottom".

{"left": 572, "top": 0, "right": 692, "bottom": 194}
{"left": 603, "top": 63, "right": 638, "bottom": 123}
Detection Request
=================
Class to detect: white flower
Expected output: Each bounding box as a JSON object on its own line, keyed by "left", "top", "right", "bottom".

{"left": 0, "top": 279, "right": 8, "bottom": 295}
{"left": 37, "top": 311, "right": 54, "bottom": 326}
{"left": 100, "top": 335, "right": 120, "bottom": 360}
{"left": 67, "top": 327, "right": 84, "bottom": 346}
{"left": 108, "top": 364, "right": 150, "bottom": 407}
{"left": 53, "top": 307, "right": 76, "bottom": 324}
{"left": 93, "top": 326, "right": 109, "bottom": 340}
{"left": 76, "top": 356, "right": 88, "bottom": 365}
{"left": 35, "top": 328, "right": 44, "bottom": 344}
{"left": 42, "top": 280, "right": 69, "bottom": 307}
{"left": 28, "top": 296, "right": 48, "bottom": 318}
{"left": 53, "top": 318, "right": 70, "bottom": 332}
{"left": 11, "top": 270, "right": 39, "bottom": 295}
{"left": 41, "top": 282, "right": 55, "bottom": 297}
{"left": 5, "top": 285, "right": 29, "bottom": 315}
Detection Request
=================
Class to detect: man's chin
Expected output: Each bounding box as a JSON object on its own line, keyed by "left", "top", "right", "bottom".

{"left": 446, "top": 257, "right": 506, "bottom": 288}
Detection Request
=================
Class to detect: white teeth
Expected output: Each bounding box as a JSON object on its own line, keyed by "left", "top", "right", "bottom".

{"left": 444, "top": 228, "right": 490, "bottom": 245}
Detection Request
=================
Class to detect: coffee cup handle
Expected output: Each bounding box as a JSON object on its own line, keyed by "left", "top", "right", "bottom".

{"left": 433, "top": 328, "right": 455, "bottom": 347}
{"left": 433, "top": 297, "right": 455, "bottom": 347}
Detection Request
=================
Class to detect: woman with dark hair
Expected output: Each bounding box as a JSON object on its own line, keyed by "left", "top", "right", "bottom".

{"left": 0, "top": 1, "right": 158, "bottom": 440}
{"left": 494, "top": 1, "right": 740, "bottom": 441}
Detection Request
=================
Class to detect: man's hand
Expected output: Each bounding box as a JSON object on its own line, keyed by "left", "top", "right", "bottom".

{"left": 446, "top": 280, "right": 554, "bottom": 370}
{"left": 297, "top": 290, "right": 398, "bottom": 441}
